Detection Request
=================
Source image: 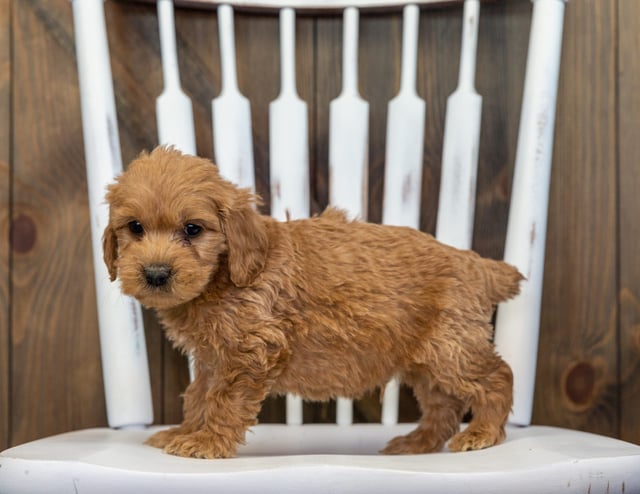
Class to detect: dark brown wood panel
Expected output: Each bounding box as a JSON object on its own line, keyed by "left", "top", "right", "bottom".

{"left": 10, "top": 0, "right": 107, "bottom": 445}
{"left": 472, "top": 0, "right": 529, "bottom": 260}
{"left": 314, "top": 14, "right": 340, "bottom": 214}
{"left": 415, "top": 6, "right": 458, "bottom": 236}
{"left": 360, "top": 11, "right": 402, "bottom": 226}
{"left": 0, "top": 0, "right": 11, "bottom": 452}
{"left": 3, "top": 0, "right": 640, "bottom": 446}
{"left": 533, "top": 0, "right": 619, "bottom": 437}
{"left": 618, "top": 0, "right": 640, "bottom": 445}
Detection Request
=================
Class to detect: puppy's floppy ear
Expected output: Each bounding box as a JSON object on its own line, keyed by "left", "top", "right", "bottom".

{"left": 220, "top": 191, "right": 268, "bottom": 288}
{"left": 102, "top": 225, "right": 119, "bottom": 282}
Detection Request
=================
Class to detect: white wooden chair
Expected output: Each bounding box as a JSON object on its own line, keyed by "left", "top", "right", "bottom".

{"left": 2, "top": 0, "right": 640, "bottom": 492}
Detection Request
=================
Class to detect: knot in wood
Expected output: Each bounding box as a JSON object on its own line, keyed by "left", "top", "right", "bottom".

{"left": 11, "top": 214, "right": 37, "bottom": 254}
{"left": 564, "top": 361, "right": 596, "bottom": 410}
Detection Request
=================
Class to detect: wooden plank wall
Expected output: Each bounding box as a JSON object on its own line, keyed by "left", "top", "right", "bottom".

{"left": 533, "top": 0, "right": 619, "bottom": 437}
{"left": 1, "top": 0, "right": 639, "bottom": 449}
{"left": 619, "top": 0, "right": 640, "bottom": 446}
{"left": 11, "top": 0, "right": 107, "bottom": 444}
{"left": 0, "top": 0, "right": 11, "bottom": 452}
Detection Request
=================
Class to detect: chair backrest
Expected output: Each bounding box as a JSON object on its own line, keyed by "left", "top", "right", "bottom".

{"left": 71, "top": 0, "right": 566, "bottom": 431}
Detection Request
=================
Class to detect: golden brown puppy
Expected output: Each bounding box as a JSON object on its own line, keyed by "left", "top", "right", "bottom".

{"left": 104, "top": 146, "right": 522, "bottom": 459}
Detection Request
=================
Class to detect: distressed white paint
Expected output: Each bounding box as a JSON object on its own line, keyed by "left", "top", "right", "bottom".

{"left": 382, "top": 4, "right": 425, "bottom": 230}
{"left": 71, "top": 0, "right": 153, "bottom": 429}
{"left": 269, "top": 7, "right": 309, "bottom": 424}
{"left": 494, "top": 0, "right": 567, "bottom": 426}
{"left": 329, "top": 7, "right": 369, "bottom": 223}
{"left": 4, "top": 424, "right": 639, "bottom": 492}
{"left": 213, "top": 4, "right": 256, "bottom": 190}
{"left": 435, "top": 0, "right": 481, "bottom": 250}
{"left": 156, "top": 0, "right": 197, "bottom": 155}
{"left": 380, "top": 4, "right": 424, "bottom": 425}
{"left": 269, "top": 8, "right": 310, "bottom": 223}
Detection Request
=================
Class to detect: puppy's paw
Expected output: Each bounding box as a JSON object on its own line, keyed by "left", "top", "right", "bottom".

{"left": 448, "top": 426, "right": 505, "bottom": 452}
{"left": 145, "top": 426, "right": 188, "bottom": 449}
{"left": 163, "top": 431, "right": 238, "bottom": 459}
{"left": 381, "top": 429, "right": 445, "bottom": 455}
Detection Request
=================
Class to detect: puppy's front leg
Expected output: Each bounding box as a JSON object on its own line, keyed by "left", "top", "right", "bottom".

{"left": 156, "top": 333, "right": 285, "bottom": 459}
{"left": 145, "top": 369, "right": 210, "bottom": 450}
{"left": 163, "top": 368, "right": 274, "bottom": 459}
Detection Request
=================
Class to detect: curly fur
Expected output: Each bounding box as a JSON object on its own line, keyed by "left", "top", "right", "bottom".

{"left": 103, "top": 146, "right": 523, "bottom": 459}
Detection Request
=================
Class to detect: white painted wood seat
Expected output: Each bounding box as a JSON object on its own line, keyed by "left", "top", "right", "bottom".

{"left": 2, "top": 425, "right": 640, "bottom": 493}
{"left": 1, "top": 0, "right": 639, "bottom": 493}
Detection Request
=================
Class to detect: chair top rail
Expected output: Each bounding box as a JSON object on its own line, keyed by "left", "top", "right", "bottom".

{"left": 124, "top": 0, "right": 471, "bottom": 13}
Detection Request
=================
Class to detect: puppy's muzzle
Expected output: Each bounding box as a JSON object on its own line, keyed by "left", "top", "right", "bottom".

{"left": 144, "top": 264, "right": 172, "bottom": 287}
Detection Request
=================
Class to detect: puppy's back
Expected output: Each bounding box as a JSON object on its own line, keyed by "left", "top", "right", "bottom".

{"left": 280, "top": 206, "right": 522, "bottom": 311}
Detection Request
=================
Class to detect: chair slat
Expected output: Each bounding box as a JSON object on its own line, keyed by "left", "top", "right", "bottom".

{"left": 381, "top": 379, "right": 401, "bottom": 426}
{"left": 71, "top": 0, "right": 153, "bottom": 429}
{"left": 380, "top": 4, "right": 425, "bottom": 425}
{"left": 435, "top": 0, "right": 481, "bottom": 250}
{"left": 329, "top": 7, "right": 369, "bottom": 222}
{"left": 213, "top": 5, "right": 256, "bottom": 190}
{"left": 381, "top": 4, "right": 424, "bottom": 230}
{"left": 328, "top": 7, "right": 369, "bottom": 426}
{"left": 156, "top": 0, "right": 197, "bottom": 155}
{"left": 156, "top": 0, "right": 198, "bottom": 383}
{"left": 494, "top": 0, "right": 567, "bottom": 426}
{"left": 269, "top": 7, "right": 310, "bottom": 223}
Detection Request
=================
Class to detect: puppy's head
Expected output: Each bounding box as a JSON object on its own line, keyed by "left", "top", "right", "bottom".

{"left": 103, "top": 146, "right": 267, "bottom": 309}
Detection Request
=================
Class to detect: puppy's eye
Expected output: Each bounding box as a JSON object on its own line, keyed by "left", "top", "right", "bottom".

{"left": 128, "top": 221, "right": 144, "bottom": 236}
{"left": 184, "top": 223, "right": 202, "bottom": 238}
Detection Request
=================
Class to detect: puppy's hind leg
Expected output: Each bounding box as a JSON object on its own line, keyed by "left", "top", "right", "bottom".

{"left": 447, "top": 356, "right": 513, "bottom": 452}
{"left": 382, "top": 371, "right": 466, "bottom": 455}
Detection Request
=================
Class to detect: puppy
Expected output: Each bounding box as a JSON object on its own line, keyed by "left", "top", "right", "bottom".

{"left": 103, "top": 146, "right": 523, "bottom": 459}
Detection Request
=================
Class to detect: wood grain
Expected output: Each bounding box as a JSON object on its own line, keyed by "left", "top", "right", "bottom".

{"left": 11, "top": 0, "right": 107, "bottom": 444}
{"left": 532, "top": 0, "right": 619, "bottom": 437}
{"left": 472, "top": 0, "right": 529, "bottom": 260}
{"left": 618, "top": 0, "right": 640, "bottom": 445}
{"left": 4, "top": 0, "right": 639, "bottom": 445}
{"left": 0, "top": 0, "right": 11, "bottom": 452}
{"left": 360, "top": 11, "right": 401, "bottom": 226}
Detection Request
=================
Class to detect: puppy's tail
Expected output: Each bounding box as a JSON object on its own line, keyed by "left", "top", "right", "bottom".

{"left": 481, "top": 258, "right": 524, "bottom": 305}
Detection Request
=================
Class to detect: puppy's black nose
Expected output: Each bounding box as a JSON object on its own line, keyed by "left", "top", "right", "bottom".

{"left": 144, "top": 264, "right": 172, "bottom": 287}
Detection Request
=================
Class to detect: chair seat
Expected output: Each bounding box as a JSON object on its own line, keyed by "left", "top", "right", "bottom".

{"left": 1, "top": 424, "right": 639, "bottom": 493}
